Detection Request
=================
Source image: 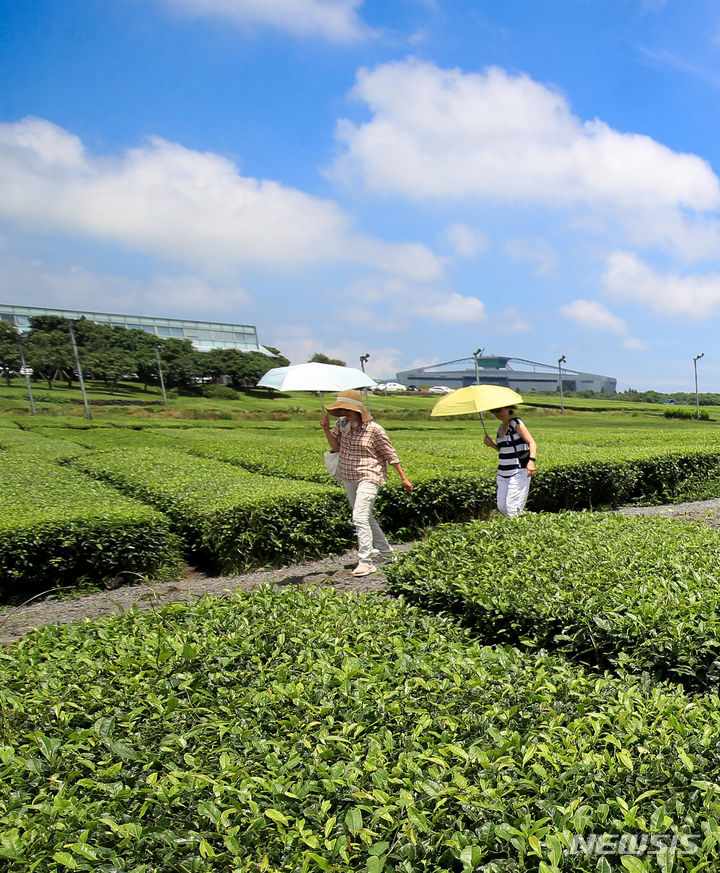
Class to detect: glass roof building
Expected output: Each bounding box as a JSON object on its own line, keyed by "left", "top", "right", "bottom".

{"left": 397, "top": 354, "right": 616, "bottom": 393}
{"left": 0, "top": 304, "right": 261, "bottom": 353}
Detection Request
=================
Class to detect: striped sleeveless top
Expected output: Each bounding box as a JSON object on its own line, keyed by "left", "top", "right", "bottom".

{"left": 496, "top": 417, "right": 529, "bottom": 478}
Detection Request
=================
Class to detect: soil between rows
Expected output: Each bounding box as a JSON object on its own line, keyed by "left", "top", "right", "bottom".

{"left": 3, "top": 497, "right": 720, "bottom": 647}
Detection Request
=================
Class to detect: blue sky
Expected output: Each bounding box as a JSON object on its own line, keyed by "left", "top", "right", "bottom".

{"left": 3, "top": 0, "right": 720, "bottom": 390}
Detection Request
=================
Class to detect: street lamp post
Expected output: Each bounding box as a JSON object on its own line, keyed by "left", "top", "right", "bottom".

{"left": 473, "top": 347, "right": 484, "bottom": 384}
{"left": 557, "top": 355, "right": 566, "bottom": 413}
{"left": 359, "top": 353, "right": 371, "bottom": 410}
{"left": 694, "top": 353, "right": 705, "bottom": 420}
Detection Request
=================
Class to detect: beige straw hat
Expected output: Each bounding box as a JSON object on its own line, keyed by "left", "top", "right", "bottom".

{"left": 324, "top": 389, "right": 372, "bottom": 422}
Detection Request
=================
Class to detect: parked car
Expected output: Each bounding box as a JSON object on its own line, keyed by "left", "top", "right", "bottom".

{"left": 374, "top": 381, "right": 406, "bottom": 393}
{"left": 427, "top": 385, "right": 455, "bottom": 395}
{"left": 406, "top": 385, "right": 421, "bottom": 392}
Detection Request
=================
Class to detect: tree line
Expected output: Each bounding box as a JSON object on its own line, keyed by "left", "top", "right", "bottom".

{"left": 561, "top": 387, "right": 720, "bottom": 406}
{"left": 0, "top": 315, "right": 290, "bottom": 392}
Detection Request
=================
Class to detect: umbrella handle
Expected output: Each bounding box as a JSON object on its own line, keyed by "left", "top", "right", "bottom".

{"left": 479, "top": 411, "right": 488, "bottom": 436}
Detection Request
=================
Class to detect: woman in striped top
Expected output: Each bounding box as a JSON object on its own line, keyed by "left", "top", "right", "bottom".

{"left": 483, "top": 406, "right": 537, "bottom": 517}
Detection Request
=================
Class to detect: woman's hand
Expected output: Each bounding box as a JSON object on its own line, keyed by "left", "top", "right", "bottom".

{"left": 401, "top": 478, "right": 413, "bottom": 494}
{"left": 484, "top": 435, "right": 496, "bottom": 449}
{"left": 526, "top": 459, "right": 536, "bottom": 478}
{"left": 320, "top": 415, "right": 330, "bottom": 431}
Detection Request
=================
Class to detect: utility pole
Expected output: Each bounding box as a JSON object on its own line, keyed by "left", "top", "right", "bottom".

{"left": 156, "top": 346, "right": 168, "bottom": 408}
{"left": 17, "top": 335, "right": 36, "bottom": 416}
{"left": 68, "top": 324, "right": 91, "bottom": 420}
{"left": 694, "top": 353, "right": 705, "bottom": 419}
{"left": 558, "top": 355, "right": 566, "bottom": 413}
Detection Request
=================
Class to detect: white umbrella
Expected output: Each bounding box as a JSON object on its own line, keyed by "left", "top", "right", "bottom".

{"left": 258, "top": 364, "right": 377, "bottom": 475}
{"left": 258, "top": 362, "right": 376, "bottom": 392}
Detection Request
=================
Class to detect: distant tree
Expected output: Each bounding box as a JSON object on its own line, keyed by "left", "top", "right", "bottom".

{"left": 309, "top": 352, "right": 346, "bottom": 366}
{"left": 71, "top": 321, "right": 137, "bottom": 391}
{"left": 262, "top": 346, "right": 290, "bottom": 367}
{"left": 27, "top": 315, "right": 72, "bottom": 333}
{"left": 0, "top": 321, "right": 21, "bottom": 386}
{"left": 158, "top": 338, "right": 202, "bottom": 387}
{"left": 25, "top": 317, "right": 75, "bottom": 389}
{"left": 203, "top": 348, "right": 285, "bottom": 388}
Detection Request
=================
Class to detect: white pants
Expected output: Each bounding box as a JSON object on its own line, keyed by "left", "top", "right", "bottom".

{"left": 496, "top": 469, "right": 531, "bottom": 517}
{"left": 343, "top": 480, "right": 391, "bottom": 561}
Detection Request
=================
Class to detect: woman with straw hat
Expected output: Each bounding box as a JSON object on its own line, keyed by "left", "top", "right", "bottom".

{"left": 320, "top": 389, "right": 413, "bottom": 577}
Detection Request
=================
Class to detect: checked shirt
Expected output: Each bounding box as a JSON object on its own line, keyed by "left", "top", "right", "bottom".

{"left": 331, "top": 419, "right": 399, "bottom": 484}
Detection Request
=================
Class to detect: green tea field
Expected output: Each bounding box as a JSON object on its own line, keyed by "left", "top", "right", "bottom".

{"left": 3, "top": 392, "right": 720, "bottom": 871}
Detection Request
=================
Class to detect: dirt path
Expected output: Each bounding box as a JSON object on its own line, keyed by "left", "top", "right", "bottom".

{"left": 0, "top": 545, "right": 413, "bottom": 647}
{"left": 4, "top": 497, "right": 720, "bottom": 646}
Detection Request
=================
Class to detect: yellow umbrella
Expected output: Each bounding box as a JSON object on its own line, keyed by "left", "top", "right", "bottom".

{"left": 430, "top": 384, "right": 523, "bottom": 434}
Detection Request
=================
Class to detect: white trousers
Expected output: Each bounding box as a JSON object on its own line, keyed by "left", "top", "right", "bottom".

{"left": 343, "top": 480, "right": 391, "bottom": 561}
{"left": 496, "top": 469, "right": 531, "bottom": 517}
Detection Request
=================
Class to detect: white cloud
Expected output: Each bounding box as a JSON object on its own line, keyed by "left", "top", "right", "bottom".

{"left": 503, "top": 237, "right": 556, "bottom": 274}
{"left": 331, "top": 59, "right": 720, "bottom": 257}
{"left": 265, "top": 322, "right": 403, "bottom": 375}
{"left": 415, "top": 291, "right": 486, "bottom": 323}
{"left": 0, "top": 250, "right": 250, "bottom": 317}
{"left": 0, "top": 117, "right": 443, "bottom": 281}
{"left": 445, "top": 223, "right": 488, "bottom": 258}
{"left": 341, "top": 275, "right": 414, "bottom": 306}
{"left": 162, "top": 0, "right": 370, "bottom": 42}
{"left": 603, "top": 250, "right": 720, "bottom": 319}
{"left": 622, "top": 336, "right": 650, "bottom": 351}
{"left": 560, "top": 298, "right": 648, "bottom": 350}
{"left": 334, "top": 276, "right": 485, "bottom": 326}
{"left": 334, "top": 60, "right": 719, "bottom": 209}
{"left": 561, "top": 299, "right": 627, "bottom": 333}
{"left": 487, "top": 305, "right": 531, "bottom": 334}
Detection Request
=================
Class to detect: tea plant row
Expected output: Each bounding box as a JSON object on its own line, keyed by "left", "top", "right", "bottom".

{"left": 386, "top": 512, "right": 720, "bottom": 691}
{"left": 0, "top": 453, "right": 182, "bottom": 601}
{"left": 4, "top": 587, "right": 720, "bottom": 872}
{"left": 2, "top": 417, "right": 720, "bottom": 599}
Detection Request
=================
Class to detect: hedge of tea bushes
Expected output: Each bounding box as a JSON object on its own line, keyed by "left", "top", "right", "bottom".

{"left": 0, "top": 426, "right": 88, "bottom": 461}
{"left": 374, "top": 473, "right": 496, "bottom": 539}
{"left": 70, "top": 447, "right": 352, "bottom": 573}
{"left": 373, "top": 450, "right": 720, "bottom": 538}
{"left": 0, "top": 455, "right": 183, "bottom": 602}
{"left": 26, "top": 425, "right": 175, "bottom": 451}
{"left": 151, "top": 426, "right": 337, "bottom": 483}
{"left": 527, "top": 451, "right": 720, "bottom": 510}
{"left": 385, "top": 512, "right": 720, "bottom": 689}
{"left": 5, "top": 587, "right": 720, "bottom": 873}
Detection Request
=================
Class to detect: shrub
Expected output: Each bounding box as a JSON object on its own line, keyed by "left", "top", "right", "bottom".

{"left": 664, "top": 406, "right": 710, "bottom": 420}
{"left": 201, "top": 384, "right": 239, "bottom": 400}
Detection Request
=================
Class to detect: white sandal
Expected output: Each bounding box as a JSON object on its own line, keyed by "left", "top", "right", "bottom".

{"left": 352, "top": 562, "right": 378, "bottom": 577}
